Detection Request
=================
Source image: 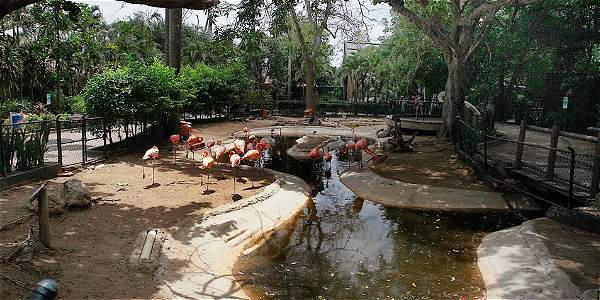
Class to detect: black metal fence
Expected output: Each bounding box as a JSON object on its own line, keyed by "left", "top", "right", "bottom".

{"left": 389, "top": 100, "right": 444, "bottom": 120}
{"left": 458, "top": 119, "right": 600, "bottom": 206}
{"left": 274, "top": 100, "right": 389, "bottom": 117}
{"left": 1, "top": 116, "right": 153, "bottom": 177}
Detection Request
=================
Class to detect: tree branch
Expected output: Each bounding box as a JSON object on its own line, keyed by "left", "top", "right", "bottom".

{"left": 0, "top": 0, "right": 219, "bottom": 19}
{"left": 387, "top": 0, "right": 449, "bottom": 54}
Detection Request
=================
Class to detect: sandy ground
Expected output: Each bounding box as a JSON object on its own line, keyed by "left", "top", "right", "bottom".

{"left": 0, "top": 140, "right": 274, "bottom": 298}
{"left": 370, "top": 136, "right": 489, "bottom": 191}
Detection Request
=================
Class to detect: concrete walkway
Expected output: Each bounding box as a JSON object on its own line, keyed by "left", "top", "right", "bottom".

{"left": 154, "top": 169, "right": 310, "bottom": 299}
{"left": 339, "top": 168, "right": 510, "bottom": 212}
{"left": 478, "top": 218, "right": 599, "bottom": 299}
{"left": 233, "top": 125, "right": 379, "bottom": 140}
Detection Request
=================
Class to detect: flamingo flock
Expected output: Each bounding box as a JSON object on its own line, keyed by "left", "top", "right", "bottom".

{"left": 141, "top": 123, "right": 272, "bottom": 196}
{"left": 142, "top": 124, "right": 377, "bottom": 196}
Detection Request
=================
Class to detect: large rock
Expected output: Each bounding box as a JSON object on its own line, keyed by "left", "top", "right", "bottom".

{"left": 376, "top": 128, "right": 390, "bottom": 138}
{"left": 62, "top": 179, "right": 92, "bottom": 208}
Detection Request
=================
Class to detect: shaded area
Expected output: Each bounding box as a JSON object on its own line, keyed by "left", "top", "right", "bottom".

{"left": 371, "top": 136, "right": 489, "bottom": 191}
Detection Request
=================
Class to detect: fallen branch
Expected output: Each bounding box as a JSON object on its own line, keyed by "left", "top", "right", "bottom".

{"left": 5, "top": 226, "right": 35, "bottom": 261}
{"left": 0, "top": 214, "right": 34, "bottom": 231}
{"left": 0, "top": 272, "right": 27, "bottom": 288}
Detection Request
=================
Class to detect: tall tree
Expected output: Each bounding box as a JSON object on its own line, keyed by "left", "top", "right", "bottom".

{"left": 384, "top": 0, "right": 538, "bottom": 140}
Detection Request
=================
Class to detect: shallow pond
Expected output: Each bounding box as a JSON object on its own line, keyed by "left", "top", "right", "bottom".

{"left": 236, "top": 136, "right": 520, "bottom": 299}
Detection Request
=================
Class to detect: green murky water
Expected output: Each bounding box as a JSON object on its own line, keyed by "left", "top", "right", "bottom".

{"left": 236, "top": 137, "right": 520, "bottom": 299}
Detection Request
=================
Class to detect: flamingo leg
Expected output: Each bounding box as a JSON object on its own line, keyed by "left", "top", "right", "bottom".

{"left": 206, "top": 172, "right": 209, "bottom": 192}
{"left": 152, "top": 158, "right": 155, "bottom": 185}
{"left": 233, "top": 168, "right": 236, "bottom": 195}
{"left": 142, "top": 164, "right": 145, "bottom": 179}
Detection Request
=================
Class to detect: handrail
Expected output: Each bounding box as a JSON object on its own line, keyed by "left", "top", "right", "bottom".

{"left": 27, "top": 180, "right": 49, "bottom": 203}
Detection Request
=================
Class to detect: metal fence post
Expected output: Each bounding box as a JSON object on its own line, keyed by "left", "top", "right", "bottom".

{"left": 514, "top": 120, "right": 526, "bottom": 169}
{"left": 567, "top": 147, "right": 575, "bottom": 208}
{"left": 0, "top": 125, "right": 5, "bottom": 177}
{"left": 590, "top": 128, "right": 600, "bottom": 198}
{"left": 483, "top": 131, "right": 488, "bottom": 171}
{"left": 102, "top": 118, "right": 107, "bottom": 160}
{"left": 81, "top": 115, "right": 87, "bottom": 165}
{"left": 546, "top": 125, "right": 560, "bottom": 179}
{"left": 56, "top": 116, "right": 62, "bottom": 167}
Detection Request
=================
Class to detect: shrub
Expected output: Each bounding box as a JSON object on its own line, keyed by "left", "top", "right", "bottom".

{"left": 81, "top": 60, "right": 178, "bottom": 125}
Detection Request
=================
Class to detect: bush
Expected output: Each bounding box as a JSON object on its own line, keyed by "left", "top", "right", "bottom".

{"left": 0, "top": 98, "right": 33, "bottom": 121}
{"left": 179, "top": 61, "right": 253, "bottom": 115}
{"left": 81, "top": 60, "right": 178, "bottom": 125}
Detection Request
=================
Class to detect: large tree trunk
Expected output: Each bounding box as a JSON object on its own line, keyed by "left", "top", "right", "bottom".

{"left": 164, "top": 8, "right": 170, "bottom": 66}
{"left": 304, "top": 57, "right": 317, "bottom": 119}
{"left": 440, "top": 56, "right": 465, "bottom": 141}
{"left": 168, "top": 8, "right": 182, "bottom": 74}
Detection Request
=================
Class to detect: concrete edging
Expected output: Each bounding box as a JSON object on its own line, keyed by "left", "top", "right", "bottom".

{"left": 339, "top": 168, "right": 510, "bottom": 212}
{"left": 477, "top": 219, "right": 585, "bottom": 299}
{"left": 155, "top": 167, "right": 310, "bottom": 299}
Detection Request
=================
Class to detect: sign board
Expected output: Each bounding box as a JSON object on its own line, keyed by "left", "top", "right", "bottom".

{"left": 562, "top": 96, "right": 568, "bottom": 109}
{"left": 46, "top": 93, "right": 52, "bottom": 105}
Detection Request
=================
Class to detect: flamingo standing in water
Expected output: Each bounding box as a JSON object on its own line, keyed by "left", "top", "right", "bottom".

{"left": 309, "top": 148, "right": 322, "bottom": 160}
{"left": 355, "top": 137, "right": 380, "bottom": 169}
{"left": 229, "top": 151, "right": 241, "bottom": 195}
{"left": 142, "top": 146, "right": 160, "bottom": 184}
{"left": 199, "top": 151, "right": 216, "bottom": 190}
{"left": 242, "top": 149, "right": 261, "bottom": 187}
{"left": 169, "top": 134, "right": 180, "bottom": 163}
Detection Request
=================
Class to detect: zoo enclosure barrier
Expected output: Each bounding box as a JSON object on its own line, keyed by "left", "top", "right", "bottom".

{"left": 388, "top": 100, "right": 444, "bottom": 119}
{"left": 0, "top": 116, "right": 152, "bottom": 177}
{"left": 458, "top": 119, "right": 600, "bottom": 207}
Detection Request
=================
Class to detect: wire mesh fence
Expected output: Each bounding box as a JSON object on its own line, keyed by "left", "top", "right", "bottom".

{"left": 458, "top": 120, "right": 600, "bottom": 203}
{"left": 0, "top": 116, "right": 154, "bottom": 177}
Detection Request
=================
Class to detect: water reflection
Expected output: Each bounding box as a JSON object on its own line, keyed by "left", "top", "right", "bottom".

{"left": 236, "top": 137, "right": 519, "bottom": 299}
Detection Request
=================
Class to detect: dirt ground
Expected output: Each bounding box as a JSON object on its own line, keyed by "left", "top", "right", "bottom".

{"left": 370, "top": 136, "right": 489, "bottom": 191}
{"left": 0, "top": 145, "right": 274, "bottom": 298}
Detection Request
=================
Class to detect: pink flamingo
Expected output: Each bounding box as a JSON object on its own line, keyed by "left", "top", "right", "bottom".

{"left": 199, "top": 151, "right": 216, "bottom": 190}
{"left": 242, "top": 149, "right": 261, "bottom": 187}
{"left": 243, "top": 126, "right": 249, "bottom": 139}
{"left": 212, "top": 141, "right": 226, "bottom": 160}
{"left": 233, "top": 139, "right": 246, "bottom": 154}
{"left": 169, "top": 134, "right": 180, "bottom": 163}
{"left": 206, "top": 138, "right": 215, "bottom": 153}
{"left": 229, "top": 151, "right": 241, "bottom": 194}
{"left": 309, "top": 148, "right": 322, "bottom": 160}
{"left": 185, "top": 132, "right": 204, "bottom": 159}
{"left": 355, "top": 137, "right": 380, "bottom": 169}
{"left": 142, "top": 146, "right": 160, "bottom": 184}
{"left": 179, "top": 121, "right": 192, "bottom": 138}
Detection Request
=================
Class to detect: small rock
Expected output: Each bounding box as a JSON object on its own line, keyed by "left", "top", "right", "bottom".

{"left": 62, "top": 179, "right": 92, "bottom": 208}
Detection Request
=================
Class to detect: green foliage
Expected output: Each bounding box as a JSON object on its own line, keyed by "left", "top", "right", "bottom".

{"left": 0, "top": 120, "right": 51, "bottom": 175}
{"left": 339, "top": 17, "right": 446, "bottom": 101}
{"left": 82, "top": 60, "right": 177, "bottom": 125}
{"left": 179, "top": 61, "right": 253, "bottom": 114}
{"left": 0, "top": 98, "right": 33, "bottom": 120}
